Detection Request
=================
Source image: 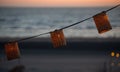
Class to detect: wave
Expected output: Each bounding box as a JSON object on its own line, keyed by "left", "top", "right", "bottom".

{"left": 0, "top": 7, "right": 120, "bottom": 38}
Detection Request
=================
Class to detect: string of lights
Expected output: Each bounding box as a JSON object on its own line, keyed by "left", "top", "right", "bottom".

{"left": 4, "top": 4, "right": 120, "bottom": 61}
{"left": 10, "top": 4, "right": 120, "bottom": 43}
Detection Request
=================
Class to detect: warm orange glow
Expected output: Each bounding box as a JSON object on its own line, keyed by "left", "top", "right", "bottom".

{"left": 0, "top": 0, "right": 118, "bottom": 7}
{"left": 4, "top": 42, "right": 20, "bottom": 60}
{"left": 111, "top": 52, "right": 115, "bottom": 57}
{"left": 50, "top": 30, "right": 66, "bottom": 48}
{"left": 93, "top": 12, "right": 112, "bottom": 34}
{"left": 116, "top": 53, "right": 120, "bottom": 58}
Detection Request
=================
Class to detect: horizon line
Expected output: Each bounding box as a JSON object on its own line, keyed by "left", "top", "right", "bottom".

{"left": 0, "top": 5, "right": 115, "bottom": 8}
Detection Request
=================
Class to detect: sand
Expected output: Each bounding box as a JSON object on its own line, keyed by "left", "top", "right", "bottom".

{"left": 0, "top": 37, "right": 120, "bottom": 72}
{"left": 0, "top": 37, "right": 120, "bottom": 51}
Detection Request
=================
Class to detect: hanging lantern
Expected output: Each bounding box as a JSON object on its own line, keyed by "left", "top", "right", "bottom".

{"left": 93, "top": 11, "right": 112, "bottom": 34}
{"left": 50, "top": 29, "right": 66, "bottom": 48}
{"left": 4, "top": 42, "right": 20, "bottom": 61}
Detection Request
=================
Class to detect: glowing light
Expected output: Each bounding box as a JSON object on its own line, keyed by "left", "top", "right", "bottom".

{"left": 93, "top": 11, "right": 112, "bottom": 34}
{"left": 111, "top": 52, "right": 115, "bottom": 57}
{"left": 50, "top": 30, "right": 66, "bottom": 48}
{"left": 4, "top": 42, "right": 20, "bottom": 60}
{"left": 116, "top": 53, "right": 120, "bottom": 58}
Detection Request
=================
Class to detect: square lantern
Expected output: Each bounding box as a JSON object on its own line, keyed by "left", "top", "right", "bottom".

{"left": 50, "top": 30, "right": 66, "bottom": 48}
{"left": 93, "top": 11, "right": 112, "bottom": 34}
{"left": 4, "top": 42, "right": 20, "bottom": 61}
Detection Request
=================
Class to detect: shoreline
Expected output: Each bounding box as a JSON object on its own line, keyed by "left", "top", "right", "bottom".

{"left": 0, "top": 37, "right": 120, "bottom": 42}
{"left": 0, "top": 37, "right": 120, "bottom": 52}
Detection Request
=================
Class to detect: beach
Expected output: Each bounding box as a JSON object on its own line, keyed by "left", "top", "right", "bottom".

{"left": 0, "top": 6, "right": 120, "bottom": 72}
{"left": 0, "top": 37, "right": 120, "bottom": 72}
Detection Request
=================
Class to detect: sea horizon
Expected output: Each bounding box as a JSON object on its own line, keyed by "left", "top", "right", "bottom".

{"left": 0, "top": 7, "right": 120, "bottom": 38}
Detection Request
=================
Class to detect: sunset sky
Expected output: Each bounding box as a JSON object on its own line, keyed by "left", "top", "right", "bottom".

{"left": 0, "top": 0, "right": 119, "bottom": 7}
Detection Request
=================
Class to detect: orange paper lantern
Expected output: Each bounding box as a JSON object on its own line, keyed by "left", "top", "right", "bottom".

{"left": 50, "top": 30, "right": 66, "bottom": 48}
{"left": 4, "top": 42, "right": 20, "bottom": 60}
{"left": 93, "top": 11, "right": 112, "bottom": 34}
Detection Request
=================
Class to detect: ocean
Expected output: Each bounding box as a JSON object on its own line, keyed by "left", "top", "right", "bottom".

{"left": 0, "top": 7, "right": 120, "bottom": 38}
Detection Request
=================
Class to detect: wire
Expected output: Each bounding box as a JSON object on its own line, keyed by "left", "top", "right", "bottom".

{"left": 105, "top": 4, "right": 120, "bottom": 12}
{"left": 13, "top": 32, "right": 50, "bottom": 42}
{"left": 60, "top": 17, "right": 92, "bottom": 30}
{"left": 60, "top": 4, "right": 120, "bottom": 30}
{"left": 9, "top": 4, "right": 120, "bottom": 43}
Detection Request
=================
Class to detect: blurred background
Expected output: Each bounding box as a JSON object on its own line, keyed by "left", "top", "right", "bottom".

{"left": 0, "top": 0, "right": 120, "bottom": 72}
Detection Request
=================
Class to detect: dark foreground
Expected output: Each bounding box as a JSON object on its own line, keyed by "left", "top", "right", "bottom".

{"left": 0, "top": 37, "right": 120, "bottom": 72}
